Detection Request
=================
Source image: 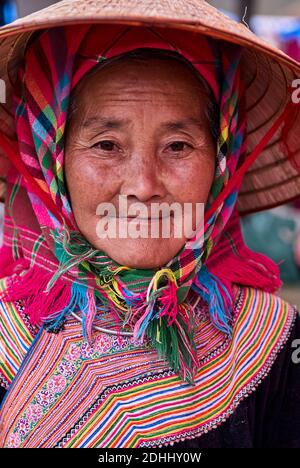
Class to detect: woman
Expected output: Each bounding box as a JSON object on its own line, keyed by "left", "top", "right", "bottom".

{"left": 0, "top": 0, "right": 300, "bottom": 448}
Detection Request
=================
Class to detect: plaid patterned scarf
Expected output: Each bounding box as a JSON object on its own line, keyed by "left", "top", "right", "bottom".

{"left": 0, "top": 25, "right": 282, "bottom": 384}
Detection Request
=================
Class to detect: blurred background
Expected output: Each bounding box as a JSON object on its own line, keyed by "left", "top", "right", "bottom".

{"left": 0, "top": 0, "right": 299, "bottom": 308}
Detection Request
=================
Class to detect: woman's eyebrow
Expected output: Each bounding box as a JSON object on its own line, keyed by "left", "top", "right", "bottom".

{"left": 82, "top": 116, "right": 131, "bottom": 130}
{"left": 82, "top": 116, "right": 205, "bottom": 132}
{"left": 159, "top": 117, "right": 205, "bottom": 132}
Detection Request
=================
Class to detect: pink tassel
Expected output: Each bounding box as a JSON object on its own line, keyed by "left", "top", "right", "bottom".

{"left": 209, "top": 248, "right": 283, "bottom": 294}
{"left": 0, "top": 265, "right": 72, "bottom": 326}
{"left": 175, "top": 317, "right": 199, "bottom": 383}
{"left": 0, "top": 246, "right": 29, "bottom": 278}
{"left": 157, "top": 279, "right": 179, "bottom": 326}
{"left": 85, "top": 290, "right": 97, "bottom": 344}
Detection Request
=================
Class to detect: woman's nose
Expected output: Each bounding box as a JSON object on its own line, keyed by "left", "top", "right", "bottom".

{"left": 120, "top": 153, "right": 167, "bottom": 202}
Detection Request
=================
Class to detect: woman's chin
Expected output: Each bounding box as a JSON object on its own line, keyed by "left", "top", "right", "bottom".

{"left": 93, "top": 238, "right": 185, "bottom": 269}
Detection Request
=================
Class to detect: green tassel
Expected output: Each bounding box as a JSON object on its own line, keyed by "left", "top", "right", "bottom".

{"left": 146, "top": 315, "right": 198, "bottom": 386}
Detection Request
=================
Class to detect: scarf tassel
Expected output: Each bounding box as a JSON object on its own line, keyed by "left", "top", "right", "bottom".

{"left": 130, "top": 269, "right": 199, "bottom": 384}
{"left": 0, "top": 265, "right": 72, "bottom": 326}
{"left": 192, "top": 265, "right": 233, "bottom": 336}
{"left": 0, "top": 264, "right": 103, "bottom": 343}
{"left": 209, "top": 247, "right": 283, "bottom": 293}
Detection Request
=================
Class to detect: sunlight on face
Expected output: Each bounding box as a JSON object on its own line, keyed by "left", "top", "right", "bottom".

{"left": 65, "top": 55, "right": 216, "bottom": 268}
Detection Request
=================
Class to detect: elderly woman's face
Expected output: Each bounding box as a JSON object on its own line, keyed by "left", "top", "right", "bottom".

{"left": 65, "top": 58, "right": 215, "bottom": 268}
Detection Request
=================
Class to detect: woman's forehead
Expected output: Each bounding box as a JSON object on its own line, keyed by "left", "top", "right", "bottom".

{"left": 85, "top": 55, "right": 206, "bottom": 83}
{"left": 72, "top": 57, "right": 210, "bottom": 109}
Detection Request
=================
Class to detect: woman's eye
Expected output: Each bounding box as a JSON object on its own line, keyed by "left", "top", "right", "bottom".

{"left": 93, "top": 140, "right": 117, "bottom": 151}
{"left": 167, "top": 141, "right": 192, "bottom": 152}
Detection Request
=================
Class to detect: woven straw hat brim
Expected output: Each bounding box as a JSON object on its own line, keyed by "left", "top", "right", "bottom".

{"left": 0, "top": 0, "right": 300, "bottom": 214}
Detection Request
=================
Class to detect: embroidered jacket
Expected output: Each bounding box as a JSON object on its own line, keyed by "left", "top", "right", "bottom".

{"left": 0, "top": 276, "right": 298, "bottom": 448}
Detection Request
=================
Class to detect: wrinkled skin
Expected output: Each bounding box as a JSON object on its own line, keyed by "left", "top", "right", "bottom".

{"left": 65, "top": 58, "right": 215, "bottom": 268}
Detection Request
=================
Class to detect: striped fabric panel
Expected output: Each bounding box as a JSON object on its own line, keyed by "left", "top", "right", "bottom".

{"left": 0, "top": 285, "right": 296, "bottom": 448}
{"left": 0, "top": 278, "right": 37, "bottom": 389}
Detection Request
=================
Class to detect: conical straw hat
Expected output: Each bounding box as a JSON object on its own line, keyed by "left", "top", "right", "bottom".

{"left": 0, "top": 0, "right": 299, "bottom": 214}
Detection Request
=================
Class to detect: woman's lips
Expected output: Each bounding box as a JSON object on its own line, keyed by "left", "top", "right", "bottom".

{"left": 107, "top": 214, "right": 174, "bottom": 220}
{"left": 116, "top": 215, "right": 173, "bottom": 221}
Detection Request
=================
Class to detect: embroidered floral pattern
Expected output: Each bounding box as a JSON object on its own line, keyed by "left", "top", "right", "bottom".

{"left": 47, "top": 375, "right": 67, "bottom": 394}
{"left": 57, "top": 360, "right": 77, "bottom": 378}
{"left": 15, "top": 418, "right": 30, "bottom": 437}
{"left": 93, "top": 333, "right": 112, "bottom": 353}
{"left": 5, "top": 329, "right": 147, "bottom": 447}
{"left": 26, "top": 403, "right": 43, "bottom": 423}
{"left": 36, "top": 389, "right": 55, "bottom": 408}
{"left": 65, "top": 343, "right": 81, "bottom": 361}
{"left": 111, "top": 335, "right": 131, "bottom": 350}
{"left": 7, "top": 432, "right": 21, "bottom": 448}
{"left": 80, "top": 342, "right": 95, "bottom": 359}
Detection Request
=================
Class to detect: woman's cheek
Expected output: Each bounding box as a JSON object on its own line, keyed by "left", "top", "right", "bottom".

{"left": 73, "top": 158, "right": 123, "bottom": 215}
{"left": 169, "top": 158, "right": 214, "bottom": 203}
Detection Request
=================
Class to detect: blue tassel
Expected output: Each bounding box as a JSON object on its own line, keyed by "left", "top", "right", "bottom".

{"left": 134, "top": 301, "right": 158, "bottom": 340}
{"left": 45, "top": 282, "right": 89, "bottom": 338}
{"left": 191, "top": 265, "right": 233, "bottom": 335}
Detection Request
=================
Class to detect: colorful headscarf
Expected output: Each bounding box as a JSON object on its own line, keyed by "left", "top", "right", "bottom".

{"left": 0, "top": 24, "right": 282, "bottom": 384}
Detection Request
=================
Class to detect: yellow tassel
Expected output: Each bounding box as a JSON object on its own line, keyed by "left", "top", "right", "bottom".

{"left": 147, "top": 268, "right": 178, "bottom": 302}
{"left": 109, "top": 265, "right": 131, "bottom": 275}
